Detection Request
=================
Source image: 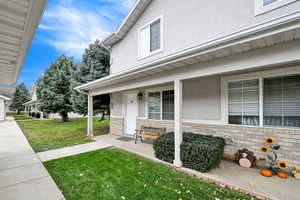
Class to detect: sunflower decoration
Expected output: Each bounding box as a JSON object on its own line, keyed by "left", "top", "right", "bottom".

{"left": 277, "top": 161, "right": 289, "bottom": 170}
{"left": 259, "top": 137, "right": 289, "bottom": 178}
{"left": 264, "top": 137, "right": 276, "bottom": 145}
{"left": 260, "top": 146, "right": 269, "bottom": 153}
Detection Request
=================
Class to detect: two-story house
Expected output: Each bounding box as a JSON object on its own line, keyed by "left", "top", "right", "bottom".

{"left": 77, "top": 0, "right": 300, "bottom": 167}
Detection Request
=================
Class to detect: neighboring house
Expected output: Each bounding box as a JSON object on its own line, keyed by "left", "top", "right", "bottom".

{"left": 77, "top": 0, "right": 300, "bottom": 167}
{"left": 24, "top": 86, "right": 43, "bottom": 118}
{"left": 0, "top": 95, "right": 11, "bottom": 121}
{"left": 24, "top": 87, "right": 82, "bottom": 119}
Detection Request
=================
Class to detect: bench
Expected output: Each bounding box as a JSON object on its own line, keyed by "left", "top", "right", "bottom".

{"left": 135, "top": 126, "right": 166, "bottom": 144}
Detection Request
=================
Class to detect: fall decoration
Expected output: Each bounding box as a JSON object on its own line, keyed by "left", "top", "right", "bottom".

{"left": 292, "top": 166, "right": 300, "bottom": 180}
{"left": 277, "top": 161, "right": 289, "bottom": 170}
{"left": 277, "top": 172, "right": 288, "bottom": 179}
{"left": 264, "top": 137, "right": 276, "bottom": 145}
{"left": 260, "top": 169, "right": 272, "bottom": 177}
{"left": 234, "top": 148, "right": 256, "bottom": 168}
{"left": 260, "top": 146, "right": 269, "bottom": 153}
{"left": 258, "top": 137, "right": 289, "bottom": 177}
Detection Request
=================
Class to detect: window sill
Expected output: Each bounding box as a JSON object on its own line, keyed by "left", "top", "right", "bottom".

{"left": 138, "top": 49, "right": 163, "bottom": 61}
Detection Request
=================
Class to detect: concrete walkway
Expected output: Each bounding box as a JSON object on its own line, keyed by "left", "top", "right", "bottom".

{"left": 37, "top": 135, "right": 116, "bottom": 162}
{"left": 0, "top": 118, "right": 64, "bottom": 200}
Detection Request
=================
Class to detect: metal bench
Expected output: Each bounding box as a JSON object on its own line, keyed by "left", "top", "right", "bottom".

{"left": 134, "top": 125, "right": 166, "bottom": 144}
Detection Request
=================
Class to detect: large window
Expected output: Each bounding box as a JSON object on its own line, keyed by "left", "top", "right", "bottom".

{"left": 228, "top": 74, "right": 300, "bottom": 128}
{"left": 264, "top": 75, "right": 300, "bottom": 127}
{"left": 148, "top": 90, "right": 174, "bottom": 120}
{"left": 139, "top": 17, "right": 162, "bottom": 58}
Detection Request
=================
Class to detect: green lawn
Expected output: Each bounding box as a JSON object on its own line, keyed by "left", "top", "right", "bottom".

{"left": 11, "top": 114, "right": 33, "bottom": 120}
{"left": 18, "top": 118, "right": 109, "bottom": 152}
{"left": 44, "top": 148, "right": 255, "bottom": 200}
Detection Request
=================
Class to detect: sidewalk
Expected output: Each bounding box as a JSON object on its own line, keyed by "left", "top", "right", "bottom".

{"left": 0, "top": 118, "right": 64, "bottom": 200}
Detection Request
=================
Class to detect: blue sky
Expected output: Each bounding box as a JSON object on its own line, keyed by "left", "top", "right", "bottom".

{"left": 19, "top": 0, "right": 137, "bottom": 88}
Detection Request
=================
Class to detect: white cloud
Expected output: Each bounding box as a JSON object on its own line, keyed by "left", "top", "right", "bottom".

{"left": 39, "top": 0, "right": 137, "bottom": 60}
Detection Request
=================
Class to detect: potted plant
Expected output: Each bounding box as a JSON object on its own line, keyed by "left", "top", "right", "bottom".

{"left": 292, "top": 166, "right": 300, "bottom": 180}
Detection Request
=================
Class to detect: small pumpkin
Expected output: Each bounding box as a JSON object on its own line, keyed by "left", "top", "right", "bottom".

{"left": 277, "top": 172, "right": 288, "bottom": 179}
{"left": 261, "top": 169, "right": 273, "bottom": 177}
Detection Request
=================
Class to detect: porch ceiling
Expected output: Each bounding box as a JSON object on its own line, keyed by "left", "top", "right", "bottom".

{"left": 0, "top": 0, "right": 47, "bottom": 85}
{"left": 0, "top": 86, "right": 16, "bottom": 98}
{"left": 77, "top": 11, "right": 300, "bottom": 92}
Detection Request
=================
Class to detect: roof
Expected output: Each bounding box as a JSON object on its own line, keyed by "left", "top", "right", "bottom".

{"left": 77, "top": 11, "right": 300, "bottom": 93}
{"left": 103, "top": 0, "right": 152, "bottom": 46}
{"left": 23, "top": 99, "right": 36, "bottom": 106}
{"left": 0, "top": 95, "right": 11, "bottom": 101}
{"left": 0, "top": 0, "right": 47, "bottom": 85}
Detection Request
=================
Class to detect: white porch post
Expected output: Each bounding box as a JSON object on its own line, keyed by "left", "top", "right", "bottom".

{"left": 173, "top": 79, "right": 183, "bottom": 167}
{"left": 87, "top": 94, "right": 94, "bottom": 137}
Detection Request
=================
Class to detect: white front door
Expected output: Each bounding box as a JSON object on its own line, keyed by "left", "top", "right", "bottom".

{"left": 125, "top": 92, "right": 138, "bottom": 136}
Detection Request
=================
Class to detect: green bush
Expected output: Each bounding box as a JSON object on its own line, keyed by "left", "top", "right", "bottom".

{"left": 153, "top": 132, "right": 225, "bottom": 172}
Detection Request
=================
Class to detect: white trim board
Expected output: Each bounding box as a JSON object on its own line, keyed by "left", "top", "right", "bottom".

{"left": 255, "top": 0, "right": 298, "bottom": 16}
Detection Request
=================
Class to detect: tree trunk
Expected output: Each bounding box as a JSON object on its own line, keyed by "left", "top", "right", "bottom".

{"left": 60, "top": 112, "right": 68, "bottom": 122}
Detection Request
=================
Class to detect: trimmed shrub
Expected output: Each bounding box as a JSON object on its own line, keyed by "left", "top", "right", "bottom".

{"left": 153, "top": 132, "right": 225, "bottom": 172}
{"left": 31, "top": 112, "right": 36, "bottom": 117}
{"left": 35, "top": 113, "right": 41, "bottom": 118}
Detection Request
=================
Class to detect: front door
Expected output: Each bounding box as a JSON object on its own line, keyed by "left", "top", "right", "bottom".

{"left": 125, "top": 92, "right": 138, "bottom": 136}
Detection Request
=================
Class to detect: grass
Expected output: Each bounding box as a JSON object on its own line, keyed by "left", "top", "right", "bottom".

{"left": 44, "top": 148, "right": 255, "bottom": 200}
{"left": 11, "top": 114, "right": 33, "bottom": 120}
{"left": 18, "top": 118, "right": 109, "bottom": 152}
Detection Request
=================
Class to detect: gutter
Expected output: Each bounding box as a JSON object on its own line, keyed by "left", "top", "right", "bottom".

{"left": 76, "top": 10, "right": 300, "bottom": 90}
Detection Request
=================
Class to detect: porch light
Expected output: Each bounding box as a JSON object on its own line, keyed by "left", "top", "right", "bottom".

{"left": 137, "top": 92, "right": 143, "bottom": 100}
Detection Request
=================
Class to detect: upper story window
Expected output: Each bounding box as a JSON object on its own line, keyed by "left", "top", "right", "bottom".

{"left": 255, "top": 0, "right": 298, "bottom": 15}
{"left": 138, "top": 16, "right": 163, "bottom": 59}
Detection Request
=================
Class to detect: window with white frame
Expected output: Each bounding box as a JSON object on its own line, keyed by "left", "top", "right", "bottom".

{"left": 255, "top": 0, "right": 298, "bottom": 15}
{"left": 139, "top": 17, "right": 162, "bottom": 58}
{"left": 228, "top": 79, "right": 260, "bottom": 126}
{"left": 228, "top": 74, "right": 300, "bottom": 128}
{"left": 148, "top": 90, "right": 174, "bottom": 120}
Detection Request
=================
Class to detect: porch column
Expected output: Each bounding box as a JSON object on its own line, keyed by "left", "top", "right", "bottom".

{"left": 87, "top": 94, "right": 93, "bottom": 137}
{"left": 173, "top": 79, "right": 183, "bottom": 167}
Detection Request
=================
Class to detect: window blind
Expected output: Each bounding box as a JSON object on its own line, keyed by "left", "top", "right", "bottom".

{"left": 148, "top": 92, "right": 160, "bottom": 120}
{"left": 264, "top": 75, "right": 300, "bottom": 127}
{"left": 228, "top": 79, "right": 259, "bottom": 126}
{"left": 150, "top": 20, "right": 161, "bottom": 52}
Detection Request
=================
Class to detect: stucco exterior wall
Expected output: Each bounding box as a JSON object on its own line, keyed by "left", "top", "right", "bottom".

{"left": 183, "top": 77, "right": 221, "bottom": 121}
{"left": 110, "top": 0, "right": 300, "bottom": 74}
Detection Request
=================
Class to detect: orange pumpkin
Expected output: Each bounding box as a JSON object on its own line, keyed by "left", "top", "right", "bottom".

{"left": 260, "top": 169, "right": 273, "bottom": 177}
{"left": 277, "top": 172, "right": 288, "bottom": 179}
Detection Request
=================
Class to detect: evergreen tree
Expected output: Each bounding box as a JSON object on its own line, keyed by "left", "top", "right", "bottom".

{"left": 9, "top": 83, "right": 31, "bottom": 113}
{"left": 70, "top": 40, "right": 110, "bottom": 117}
{"left": 37, "top": 55, "right": 75, "bottom": 122}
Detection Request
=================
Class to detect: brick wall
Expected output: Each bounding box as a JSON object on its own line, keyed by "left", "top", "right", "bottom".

{"left": 110, "top": 117, "right": 124, "bottom": 136}
{"left": 137, "top": 119, "right": 300, "bottom": 166}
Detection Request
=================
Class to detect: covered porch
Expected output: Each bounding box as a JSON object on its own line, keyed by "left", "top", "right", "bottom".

{"left": 76, "top": 11, "right": 300, "bottom": 177}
